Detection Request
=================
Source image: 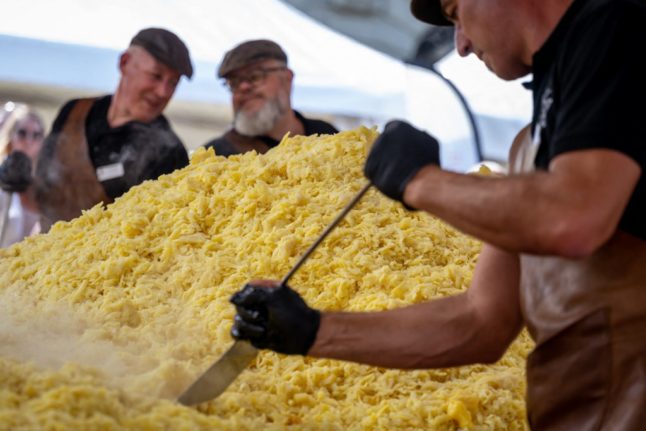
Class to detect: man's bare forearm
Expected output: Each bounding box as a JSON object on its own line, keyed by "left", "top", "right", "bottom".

{"left": 309, "top": 295, "right": 505, "bottom": 368}
{"left": 403, "top": 150, "right": 640, "bottom": 257}
{"left": 404, "top": 166, "right": 560, "bottom": 253}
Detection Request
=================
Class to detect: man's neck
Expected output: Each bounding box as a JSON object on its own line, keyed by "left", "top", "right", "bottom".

{"left": 266, "top": 110, "right": 304, "bottom": 141}
{"left": 107, "top": 86, "right": 135, "bottom": 128}
{"left": 524, "top": 0, "right": 575, "bottom": 60}
{"left": 107, "top": 96, "right": 127, "bottom": 128}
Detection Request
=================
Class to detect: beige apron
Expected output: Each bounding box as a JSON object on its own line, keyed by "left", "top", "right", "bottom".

{"left": 36, "top": 98, "right": 112, "bottom": 231}
{"left": 509, "top": 126, "right": 646, "bottom": 430}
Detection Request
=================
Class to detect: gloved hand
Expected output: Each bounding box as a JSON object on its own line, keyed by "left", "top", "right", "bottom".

{"left": 0, "top": 151, "right": 33, "bottom": 193}
{"left": 230, "top": 281, "right": 321, "bottom": 355}
{"left": 364, "top": 120, "right": 440, "bottom": 208}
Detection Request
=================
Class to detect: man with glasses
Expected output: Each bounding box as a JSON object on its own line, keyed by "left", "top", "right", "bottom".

{"left": 204, "top": 39, "right": 337, "bottom": 157}
{"left": 32, "top": 28, "right": 192, "bottom": 231}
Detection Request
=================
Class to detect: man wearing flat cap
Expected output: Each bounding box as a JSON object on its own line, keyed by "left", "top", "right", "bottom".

{"left": 203, "top": 39, "right": 338, "bottom": 157}
{"left": 229, "top": 0, "right": 646, "bottom": 429}
{"left": 31, "top": 28, "right": 193, "bottom": 230}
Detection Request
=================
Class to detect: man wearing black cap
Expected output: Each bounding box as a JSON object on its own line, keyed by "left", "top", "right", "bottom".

{"left": 32, "top": 28, "right": 193, "bottom": 230}
{"left": 230, "top": 0, "right": 646, "bottom": 429}
{"left": 203, "top": 39, "right": 337, "bottom": 157}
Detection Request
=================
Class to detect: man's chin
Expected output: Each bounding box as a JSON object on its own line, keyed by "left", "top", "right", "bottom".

{"left": 239, "top": 101, "right": 265, "bottom": 116}
{"left": 234, "top": 96, "right": 283, "bottom": 136}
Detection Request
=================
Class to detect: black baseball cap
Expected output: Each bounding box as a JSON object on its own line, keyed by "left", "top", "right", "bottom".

{"left": 217, "top": 39, "right": 288, "bottom": 78}
{"left": 411, "top": 0, "right": 453, "bottom": 26}
{"left": 130, "top": 27, "right": 194, "bottom": 79}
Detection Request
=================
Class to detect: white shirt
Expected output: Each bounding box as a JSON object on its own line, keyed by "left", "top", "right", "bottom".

{"left": 0, "top": 191, "right": 40, "bottom": 248}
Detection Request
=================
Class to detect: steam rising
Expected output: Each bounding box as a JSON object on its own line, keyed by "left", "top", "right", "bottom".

{"left": 0, "top": 287, "right": 202, "bottom": 399}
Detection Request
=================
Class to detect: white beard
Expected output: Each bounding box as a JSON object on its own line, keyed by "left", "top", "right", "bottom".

{"left": 234, "top": 95, "right": 287, "bottom": 137}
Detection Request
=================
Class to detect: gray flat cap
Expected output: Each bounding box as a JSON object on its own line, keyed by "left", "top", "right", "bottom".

{"left": 130, "top": 27, "right": 194, "bottom": 79}
{"left": 410, "top": 0, "right": 453, "bottom": 26}
{"left": 217, "top": 39, "right": 288, "bottom": 78}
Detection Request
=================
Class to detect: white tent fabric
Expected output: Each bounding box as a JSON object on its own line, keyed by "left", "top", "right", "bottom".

{"left": 0, "top": 0, "right": 532, "bottom": 172}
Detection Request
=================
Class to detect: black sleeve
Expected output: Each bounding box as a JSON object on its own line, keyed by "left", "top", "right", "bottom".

{"left": 202, "top": 136, "right": 220, "bottom": 151}
{"left": 305, "top": 119, "right": 339, "bottom": 136}
{"left": 313, "top": 120, "right": 339, "bottom": 135}
{"left": 203, "top": 135, "right": 240, "bottom": 157}
{"left": 551, "top": 1, "right": 646, "bottom": 164}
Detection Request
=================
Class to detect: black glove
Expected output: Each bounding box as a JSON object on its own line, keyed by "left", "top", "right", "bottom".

{"left": 364, "top": 120, "right": 440, "bottom": 208}
{"left": 0, "top": 151, "right": 33, "bottom": 193}
{"left": 230, "top": 283, "right": 321, "bottom": 355}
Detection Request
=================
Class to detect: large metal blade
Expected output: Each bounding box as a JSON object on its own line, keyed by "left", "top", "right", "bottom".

{"left": 177, "top": 340, "right": 258, "bottom": 405}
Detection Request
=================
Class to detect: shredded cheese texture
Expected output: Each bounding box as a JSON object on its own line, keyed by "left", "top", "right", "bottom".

{"left": 0, "top": 127, "right": 532, "bottom": 430}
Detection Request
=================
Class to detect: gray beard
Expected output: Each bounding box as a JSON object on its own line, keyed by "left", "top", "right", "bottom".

{"left": 234, "top": 97, "right": 283, "bottom": 137}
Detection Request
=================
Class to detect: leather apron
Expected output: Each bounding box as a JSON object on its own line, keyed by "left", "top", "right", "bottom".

{"left": 36, "top": 98, "right": 112, "bottom": 231}
{"left": 509, "top": 126, "right": 646, "bottom": 430}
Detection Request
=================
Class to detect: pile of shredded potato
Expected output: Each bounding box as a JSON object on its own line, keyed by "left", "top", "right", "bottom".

{"left": 0, "top": 127, "right": 532, "bottom": 430}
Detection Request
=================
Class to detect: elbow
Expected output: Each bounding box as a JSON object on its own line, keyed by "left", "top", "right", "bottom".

{"left": 535, "top": 215, "right": 615, "bottom": 258}
{"left": 471, "top": 312, "right": 524, "bottom": 365}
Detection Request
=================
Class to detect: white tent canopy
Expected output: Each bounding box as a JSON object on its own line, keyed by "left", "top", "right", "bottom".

{"left": 0, "top": 0, "right": 532, "bottom": 171}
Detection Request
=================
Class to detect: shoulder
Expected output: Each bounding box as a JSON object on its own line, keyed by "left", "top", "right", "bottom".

{"left": 202, "top": 130, "right": 243, "bottom": 157}
{"left": 566, "top": 0, "right": 644, "bottom": 39}
{"left": 295, "top": 111, "right": 338, "bottom": 135}
{"left": 51, "top": 96, "right": 105, "bottom": 133}
{"left": 305, "top": 118, "right": 338, "bottom": 135}
{"left": 50, "top": 99, "right": 82, "bottom": 132}
{"left": 203, "top": 134, "right": 229, "bottom": 150}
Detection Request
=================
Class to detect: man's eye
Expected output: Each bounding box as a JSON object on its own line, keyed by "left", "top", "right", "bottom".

{"left": 249, "top": 72, "right": 264, "bottom": 83}
{"left": 147, "top": 72, "right": 163, "bottom": 81}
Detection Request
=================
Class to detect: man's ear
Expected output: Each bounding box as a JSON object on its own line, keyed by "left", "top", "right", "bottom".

{"left": 285, "top": 68, "right": 295, "bottom": 86}
{"left": 118, "top": 51, "right": 131, "bottom": 73}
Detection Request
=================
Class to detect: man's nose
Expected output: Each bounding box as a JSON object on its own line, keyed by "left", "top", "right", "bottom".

{"left": 235, "top": 79, "right": 254, "bottom": 93}
{"left": 455, "top": 27, "right": 473, "bottom": 57}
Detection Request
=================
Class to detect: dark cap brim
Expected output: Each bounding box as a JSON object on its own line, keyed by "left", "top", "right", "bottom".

{"left": 411, "top": 0, "right": 453, "bottom": 26}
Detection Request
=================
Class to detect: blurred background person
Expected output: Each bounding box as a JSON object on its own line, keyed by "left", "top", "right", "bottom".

{"left": 203, "top": 39, "right": 338, "bottom": 157}
{"left": 0, "top": 102, "right": 45, "bottom": 247}
{"left": 34, "top": 27, "right": 193, "bottom": 231}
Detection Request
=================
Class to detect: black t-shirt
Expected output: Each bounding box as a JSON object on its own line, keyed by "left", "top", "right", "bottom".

{"left": 532, "top": 0, "right": 645, "bottom": 240}
{"left": 203, "top": 110, "right": 338, "bottom": 157}
{"left": 50, "top": 95, "right": 189, "bottom": 199}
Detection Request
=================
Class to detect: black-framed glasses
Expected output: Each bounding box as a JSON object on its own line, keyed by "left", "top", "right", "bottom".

{"left": 15, "top": 128, "right": 44, "bottom": 141}
{"left": 222, "top": 67, "right": 286, "bottom": 92}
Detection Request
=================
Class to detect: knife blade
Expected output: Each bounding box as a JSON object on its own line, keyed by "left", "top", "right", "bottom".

{"left": 177, "top": 182, "right": 371, "bottom": 405}
{"left": 177, "top": 339, "right": 258, "bottom": 406}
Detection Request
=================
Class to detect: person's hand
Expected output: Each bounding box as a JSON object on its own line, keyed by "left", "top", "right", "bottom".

{"left": 364, "top": 120, "right": 440, "bottom": 209}
{"left": 230, "top": 280, "right": 321, "bottom": 355}
{"left": 0, "top": 151, "right": 33, "bottom": 193}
